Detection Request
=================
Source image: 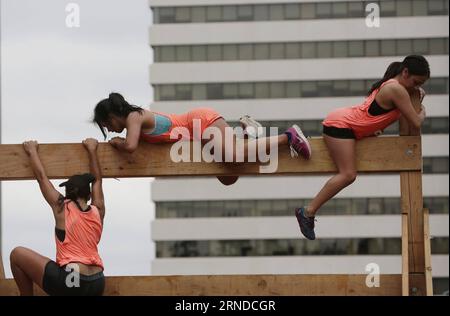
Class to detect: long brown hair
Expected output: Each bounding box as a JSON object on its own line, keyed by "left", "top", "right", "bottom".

{"left": 368, "top": 55, "right": 430, "bottom": 95}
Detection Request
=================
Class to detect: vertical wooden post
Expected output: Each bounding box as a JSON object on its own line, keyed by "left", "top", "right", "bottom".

{"left": 401, "top": 214, "right": 409, "bottom": 296}
{"left": 399, "top": 89, "right": 426, "bottom": 296}
{"left": 423, "top": 208, "right": 433, "bottom": 296}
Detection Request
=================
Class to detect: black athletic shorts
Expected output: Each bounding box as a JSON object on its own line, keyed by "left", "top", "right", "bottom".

{"left": 322, "top": 125, "right": 356, "bottom": 139}
{"left": 42, "top": 260, "right": 105, "bottom": 296}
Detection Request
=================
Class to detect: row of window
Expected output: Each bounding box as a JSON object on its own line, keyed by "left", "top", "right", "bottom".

{"left": 153, "top": 0, "right": 449, "bottom": 24}
{"left": 154, "top": 78, "right": 448, "bottom": 101}
{"left": 154, "top": 38, "right": 449, "bottom": 62}
{"left": 225, "top": 117, "right": 449, "bottom": 137}
{"left": 155, "top": 237, "right": 448, "bottom": 258}
{"left": 155, "top": 197, "right": 449, "bottom": 218}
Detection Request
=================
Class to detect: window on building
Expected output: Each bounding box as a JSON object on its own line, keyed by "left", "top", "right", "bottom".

{"left": 254, "top": 82, "right": 270, "bottom": 98}
{"left": 207, "top": 84, "right": 223, "bottom": 99}
{"left": 192, "top": 84, "right": 207, "bottom": 100}
{"left": 412, "top": 38, "right": 429, "bottom": 55}
{"left": 365, "top": 40, "right": 380, "bottom": 57}
{"left": 254, "top": 5, "right": 269, "bottom": 21}
{"left": 348, "top": 2, "right": 364, "bottom": 17}
{"left": 380, "top": 0, "right": 397, "bottom": 16}
{"left": 412, "top": 0, "right": 428, "bottom": 15}
{"left": 285, "top": 4, "right": 301, "bottom": 19}
{"left": 206, "top": 6, "right": 222, "bottom": 22}
{"left": 270, "top": 43, "right": 285, "bottom": 59}
{"left": 270, "top": 82, "right": 285, "bottom": 98}
{"left": 316, "top": 3, "right": 333, "bottom": 18}
{"left": 300, "top": 3, "right": 316, "bottom": 19}
{"left": 223, "top": 6, "right": 238, "bottom": 21}
{"left": 160, "top": 85, "right": 176, "bottom": 101}
{"left": 175, "top": 7, "right": 190, "bottom": 22}
{"left": 239, "top": 83, "right": 254, "bottom": 99}
{"left": 286, "top": 82, "right": 302, "bottom": 98}
{"left": 269, "top": 4, "right": 284, "bottom": 20}
{"left": 286, "top": 43, "right": 301, "bottom": 59}
{"left": 317, "top": 42, "right": 333, "bottom": 58}
{"left": 191, "top": 6, "right": 206, "bottom": 22}
{"left": 381, "top": 40, "right": 397, "bottom": 56}
{"left": 429, "top": 38, "right": 446, "bottom": 54}
{"left": 160, "top": 46, "right": 176, "bottom": 62}
{"left": 176, "top": 46, "right": 191, "bottom": 62}
{"left": 332, "top": 2, "right": 348, "bottom": 18}
{"left": 192, "top": 45, "right": 207, "bottom": 61}
{"left": 254, "top": 43, "right": 270, "bottom": 60}
{"left": 301, "top": 42, "right": 316, "bottom": 59}
{"left": 207, "top": 45, "right": 222, "bottom": 61}
{"left": 301, "top": 81, "right": 318, "bottom": 97}
{"left": 428, "top": 0, "right": 448, "bottom": 15}
{"left": 349, "top": 80, "right": 366, "bottom": 96}
{"left": 238, "top": 44, "right": 253, "bottom": 60}
{"left": 159, "top": 7, "right": 176, "bottom": 23}
{"left": 333, "top": 41, "right": 348, "bottom": 58}
{"left": 238, "top": 5, "right": 253, "bottom": 21}
{"left": 223, "top": 44, "right": 238, "bottom": 60}
{"left": 348, "top": 41, "right": 364, "bottom": 57}
{"left": 397, "top": 39, "right": 413, "bottom": 55}
{"left": 397, "top": 0, "right": 413, "bottom": 16}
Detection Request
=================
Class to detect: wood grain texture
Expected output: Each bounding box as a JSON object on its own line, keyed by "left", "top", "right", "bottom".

{"left": 0, "top": 274, "right": 403, "bottom": 296}
{"left": 0, "top": 136, "right": 421, "bottom": 180}
{"left": 402, "top": 213, "right": 409, "bottom": 296}
{"left": 399, "top": 88, "right": 426, "bottom": 296}
{"left": 423, "top": 209, "right": 433, "bottom": 296}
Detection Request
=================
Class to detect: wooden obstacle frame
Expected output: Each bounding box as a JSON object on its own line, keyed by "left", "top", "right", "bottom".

{"left": 0, "top": 93, "right": 433, "bottom": 296}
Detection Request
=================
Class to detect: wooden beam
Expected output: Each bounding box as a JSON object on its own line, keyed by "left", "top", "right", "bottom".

{"left": 0, "top": 136, "right": 421, "bottom": 180}
{"left": 423, "top": 208, "right": 433, "bottom": 296}
{"left": 399, "top": 89, "right": 426, "bottom": 296}
{"left": 0, "top": 274, "right": 403, "bottom": 296}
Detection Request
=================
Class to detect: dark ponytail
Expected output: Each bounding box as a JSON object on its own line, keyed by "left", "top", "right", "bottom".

{"left": 93, "top": 92, "right": 144, "bottom": 139}
{"left": 368, "top": 62, "right": 404, "bottom": 95}
{"left": 368, "top": 55, "right": 430, "bottom": 95}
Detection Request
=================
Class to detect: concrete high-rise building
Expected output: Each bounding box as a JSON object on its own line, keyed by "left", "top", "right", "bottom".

{"left": 148, "top": 0, "right": 449, "bottom": 294}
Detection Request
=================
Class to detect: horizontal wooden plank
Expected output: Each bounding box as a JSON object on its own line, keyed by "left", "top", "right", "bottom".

{"left": 0, "top": 274, "right": 402, "bottom": 296}
{"left": 0, "top": 136, "right": 421, "bottom": 180}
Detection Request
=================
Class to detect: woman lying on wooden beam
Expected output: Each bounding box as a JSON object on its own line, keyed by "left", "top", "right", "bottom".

{"left": 9, "top": 138, "right": 105, "bottom": 296}
{"left": 295, "top": 55, "right": 429, "bottom": 241}
{"left": 92, "top": 93, "right": 311, "bottom": 185}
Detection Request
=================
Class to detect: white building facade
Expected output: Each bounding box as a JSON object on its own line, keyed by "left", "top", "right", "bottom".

{"left": 148, "top": 0, "right": 449, "bottom": 294}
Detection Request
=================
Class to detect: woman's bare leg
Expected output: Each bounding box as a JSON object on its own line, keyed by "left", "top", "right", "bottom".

{"left": 306, "top": 135, "right": 357, "bottom": 216}
{"left": 10, "top": 246, "right": 51, "bottom": 296}
{"left": 206, "top": 119, "right": 288, "bottom": 185}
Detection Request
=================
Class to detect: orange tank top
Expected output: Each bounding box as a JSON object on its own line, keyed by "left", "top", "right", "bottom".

{"left": 322, "top": 79, "right": 401, "bottom": 140}
{"left": 56, "top": 200, "right": 104, "bottom": 269}
{"left": 139, "top": 108, "right": 222, "bottom": 143}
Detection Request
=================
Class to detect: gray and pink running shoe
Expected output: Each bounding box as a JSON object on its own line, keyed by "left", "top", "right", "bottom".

{"left": 240, "top": 115, "right": 263, "bottom": 139}
{"left": 284, "top": 124, "right": 311, "bottom": 159}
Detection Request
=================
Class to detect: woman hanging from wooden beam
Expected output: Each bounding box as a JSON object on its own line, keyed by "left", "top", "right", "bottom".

{"left": 9, "top": 138, "right": 105, "bottom": 296}
{"left": 295, "top": 55, "right": 430, "bottom": 240}
{"left": 92, "top": 93, "right": 312, "bottom": 185}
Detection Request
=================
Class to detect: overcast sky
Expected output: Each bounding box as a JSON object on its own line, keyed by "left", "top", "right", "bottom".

{"left": 1, "top": 0, "right": 155, "bottom": 276}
